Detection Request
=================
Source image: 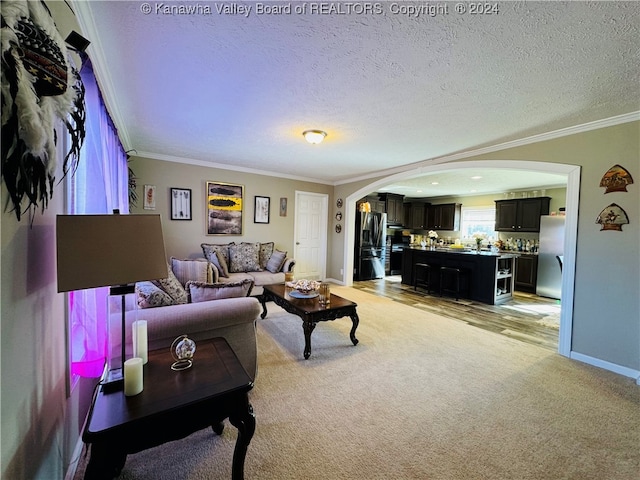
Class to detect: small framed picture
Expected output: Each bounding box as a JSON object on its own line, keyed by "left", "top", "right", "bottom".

{"left": 279, "top": 197, "right": 287, "bottom": 217}
{"left": 254, "top": 196, "right": 270, "bottom": 224}
{"left": 170, "top": 188, "right": 192, "bottom": 220}
{"left": 143, "top": 185, "right": 156, "bottom": 210}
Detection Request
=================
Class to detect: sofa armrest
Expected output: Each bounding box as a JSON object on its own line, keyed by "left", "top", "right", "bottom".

{"left": 282, "top": 258, "right": 295, "bottom": 273}
{"left": 113, "top": 297, "right": 261, "bottom": 380}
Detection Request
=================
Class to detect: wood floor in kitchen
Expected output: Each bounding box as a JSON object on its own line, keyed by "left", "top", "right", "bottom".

{"left": 352, "top": 276, "right": 561, "bottom": 351}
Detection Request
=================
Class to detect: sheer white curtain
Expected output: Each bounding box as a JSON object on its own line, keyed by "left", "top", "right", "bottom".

{"left": 68, "top": 56, "right": 128, "bottom": 377}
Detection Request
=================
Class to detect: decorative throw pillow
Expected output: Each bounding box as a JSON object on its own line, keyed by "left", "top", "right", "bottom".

{"left": 135, "top": 281, "right": 175, "bottom": 309}
{"left": 152, "top": 264, "right": 189, "bottom": 305}
{"left": 186, "top": 279, "right": 254, "bottom": 303}
{"left": 229, "top": 242, "right": 262, "bottom": 273}
{"left": 201, "top": 243, "right": 232, "bottom": 278}
{"left": 259, "top": 242, "right": 274, "bottom": 269}
{"left": 170, "top": 257, "right": 212, "bottom": 286}
{"left": 266, "top": 250, "right": 288, "bottom": 273}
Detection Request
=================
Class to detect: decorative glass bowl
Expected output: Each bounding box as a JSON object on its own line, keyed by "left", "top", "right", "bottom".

{"left": 286, "top": 279, "right": 320, "bottom": 294}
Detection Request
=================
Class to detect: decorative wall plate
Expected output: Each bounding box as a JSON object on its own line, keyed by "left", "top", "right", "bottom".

{"left": 335, "top": 212, "right": 342, "bottom": 221}
{"left": 596, "top": 203, "right": 629, "bottom": 231}
{"left": 336, "top": 198, "right": 343, "bottom": 208}
{"left": 599, "top": 164, "right": 634, "bottom": 193}
{"left": 335, "top": 224, "right": 342, "bottom": 233}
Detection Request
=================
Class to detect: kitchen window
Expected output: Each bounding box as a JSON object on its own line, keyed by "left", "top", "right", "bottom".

{"left": 460, "top": 207, "right": 497, "bottom": 242}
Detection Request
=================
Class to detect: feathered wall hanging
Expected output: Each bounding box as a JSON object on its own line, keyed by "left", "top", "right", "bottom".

{"left": 1, "top": 0, "right": 85, "bottom": 221}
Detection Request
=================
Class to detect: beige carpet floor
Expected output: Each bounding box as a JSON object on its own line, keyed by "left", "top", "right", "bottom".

{"left": 76, "top": 286, "right": 639, "bottom": 479}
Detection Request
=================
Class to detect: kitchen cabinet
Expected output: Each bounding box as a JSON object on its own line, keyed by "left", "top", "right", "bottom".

{"left": 514, "top": 255, "right": 538, "bottom": 293}
{"left": 425, "top": 203, "right": 461, "bottom": 231}
{"left": 405, "top": 202, "right": 428, "bottom": 229}
{"left": 495, "top": 197, "right": 550, "bottom": 232}
{"left": 356, "top": 196, "right": 385, "bottom": 213}
{"left": 380, "top": 193, "right": 405, "bottom": 225}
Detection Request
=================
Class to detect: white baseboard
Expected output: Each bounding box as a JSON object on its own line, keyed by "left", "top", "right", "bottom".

{"left": 570, "top": 351, "right": 640, "bottom": 385}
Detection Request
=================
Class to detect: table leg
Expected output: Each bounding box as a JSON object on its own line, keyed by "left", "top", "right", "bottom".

{"left": 212, "top": 421, "right": 225, "bottom": 435}
{"left": 84, "top": 443, "right": 126, "bottom": 480}
{"left": 350, "top": 311, "right": 360, "bottom": 346}
{"left": 259, "top": 294, "right": 268, "bottom": 319}
{"left": 228, "top": 402, "right": 255, "bottom": 480}
{"left": 303, "top": 320, "right": 316, "bottom": 359}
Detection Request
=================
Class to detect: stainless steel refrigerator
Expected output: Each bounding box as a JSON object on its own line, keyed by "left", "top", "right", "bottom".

{"left": 536, "top": 215, "right": 565, "bottom": 299}
{"left": 354, "top": 211, "right": 387, "bottom": 280}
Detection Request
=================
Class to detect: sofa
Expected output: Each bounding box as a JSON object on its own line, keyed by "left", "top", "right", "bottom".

{"left": 200, "top": 241, "right": 295, "bottom": 297}
{"left": 109, "top": 243, "right": 294, "bottom": 381}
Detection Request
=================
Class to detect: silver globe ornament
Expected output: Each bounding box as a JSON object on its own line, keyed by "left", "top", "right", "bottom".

{"left": 170, "top": 335, "right": 196, "bottom": 370}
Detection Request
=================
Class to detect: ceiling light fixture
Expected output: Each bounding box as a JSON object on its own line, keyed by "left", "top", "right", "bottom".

{"left": 303, "top": 130, "right": 327, "bottom": 144}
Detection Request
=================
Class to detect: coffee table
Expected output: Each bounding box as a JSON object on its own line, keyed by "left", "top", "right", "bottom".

{"left": 260, "top": 284, "right": 359, "bottom": 359}
{"left": 82, "top": 337, "right": 255, "bottom": 480}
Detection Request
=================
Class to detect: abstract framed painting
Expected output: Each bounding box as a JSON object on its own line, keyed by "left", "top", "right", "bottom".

{"left": 206, "top": 181, "right": 243, "bottom": 235}
{"left": 170, "top": 188, "right": 192, "bottom": 220}
{"left": 254, "top": 196, "right": 270, "bottom": 224}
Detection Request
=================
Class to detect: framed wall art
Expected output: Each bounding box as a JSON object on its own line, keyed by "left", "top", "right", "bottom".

{"left": 279, "top": 197, "right": 287, "bottom": 217}
{"left": 206, "top": 181, "right": 243, "bottom": 235}
{"left": 254, "top": 196, "right": 270, "bottom": 224}
{"left": 143, "top": 185, "right": 156, "bottom": 210}
{"left": 170, "top": 188, "right": 192, "bottom": 220}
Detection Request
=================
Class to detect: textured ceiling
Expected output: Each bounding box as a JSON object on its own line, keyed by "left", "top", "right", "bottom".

{"left": 73, "top": 1, "right": 639, "bottom": 191}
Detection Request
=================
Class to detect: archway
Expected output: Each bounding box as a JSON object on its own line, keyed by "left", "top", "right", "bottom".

{"left": 341, "top": 160, "right": 580, "bottom": 358}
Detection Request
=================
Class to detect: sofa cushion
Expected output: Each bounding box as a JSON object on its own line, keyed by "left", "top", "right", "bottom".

{"left": 259, "top": 242, "right": 274, "bottom": 269}
{"left": 170, "top": 257, "right": 212, "bottom": 286}
{"left": 201, "top": 243, "right": 233, "bottom": 277}
{"left": 135, "top": 281, "right": 176, "bottom": 308}
{"left": 266, "top": 249, "right": 287, "bottom": 273}
{"left": 187, "top": 279, "right": 254, "bottom": 302}
{"left": 229, "top": 242, "right": 262, "bottom": 273}
{"left": 152, "top": 264, "right": 189, "bottom": 305}
{"left": 250, "top": 270, "right": 286, "bottom": 287}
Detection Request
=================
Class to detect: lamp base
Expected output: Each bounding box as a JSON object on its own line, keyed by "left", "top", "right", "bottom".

{"left": 102, "top": 367, "right": 124, "bottom": 393}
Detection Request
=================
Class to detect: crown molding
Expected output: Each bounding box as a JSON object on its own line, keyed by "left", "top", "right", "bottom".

{"left": 335, "top": 111, "right": 640, "bottom": 186}
{"left": 136, "top": 151, "right": 334, "bottom": 186}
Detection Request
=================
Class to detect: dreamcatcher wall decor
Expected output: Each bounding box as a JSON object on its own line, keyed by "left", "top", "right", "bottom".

{"left": 1, "top": 0, "right": 86, "bottom": 221}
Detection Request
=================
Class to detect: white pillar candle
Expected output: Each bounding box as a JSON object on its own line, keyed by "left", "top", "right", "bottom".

{"left": 124, "top": 357, "right": 143, "bottom": 396}
{"left": 132, "top": 320, "right": 148, "bottom": 364}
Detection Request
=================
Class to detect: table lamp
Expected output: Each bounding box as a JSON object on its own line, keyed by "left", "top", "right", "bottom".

{"left": 56, "top": 212, "right": 167, "bottom": 391}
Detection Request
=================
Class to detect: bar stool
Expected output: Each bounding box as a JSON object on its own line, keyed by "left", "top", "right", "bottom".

{"left": 440, "top": 266, "right": 464, "bottom": 301}
{"left": 414, "top": 263, "right": 435, "bottom": 294}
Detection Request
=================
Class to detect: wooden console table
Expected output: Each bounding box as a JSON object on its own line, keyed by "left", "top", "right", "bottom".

{"left": 82, "top": 337, "right": 255, "bottom": 480}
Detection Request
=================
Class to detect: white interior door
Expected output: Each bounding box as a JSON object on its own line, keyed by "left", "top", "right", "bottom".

{"left": 293, "top": 191, "right": 328, "bottom": 280}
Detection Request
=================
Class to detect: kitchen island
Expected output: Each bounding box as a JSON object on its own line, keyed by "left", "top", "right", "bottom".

{"left": 401, "top": 247, "right": 518, "bottom": 304}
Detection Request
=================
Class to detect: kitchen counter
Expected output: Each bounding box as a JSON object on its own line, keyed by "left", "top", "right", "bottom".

{"left": 407, "top": 246, "right": 520, "bottom": 258}
{"left": 401, "top": 247, "right": 517, "bottom": 304}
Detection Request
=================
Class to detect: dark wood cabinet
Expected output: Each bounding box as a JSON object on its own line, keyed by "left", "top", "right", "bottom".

{"left": 495, "top": 197, "right": 550, "bottom": 232}
{"left": 405, "top": 202, "right": 427, "bottom": 229}
{"left": 356, "top": 196, "right": 385, "bottom": 213}
{"left": 425, "top": 203, "right": 461, "bottom": 231}
{"left": 380, "top": 193, "right": 405, "bottom": 225}
{"left": 514, "top": 255, "right": 538, "bottom": 293}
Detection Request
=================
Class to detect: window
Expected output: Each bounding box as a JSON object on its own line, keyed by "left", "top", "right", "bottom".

{"left": 460, "top": 207, "right": 497, "bottom": 243}
{"left": 67, "top": 56, "right": 129, "bottom": 382}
